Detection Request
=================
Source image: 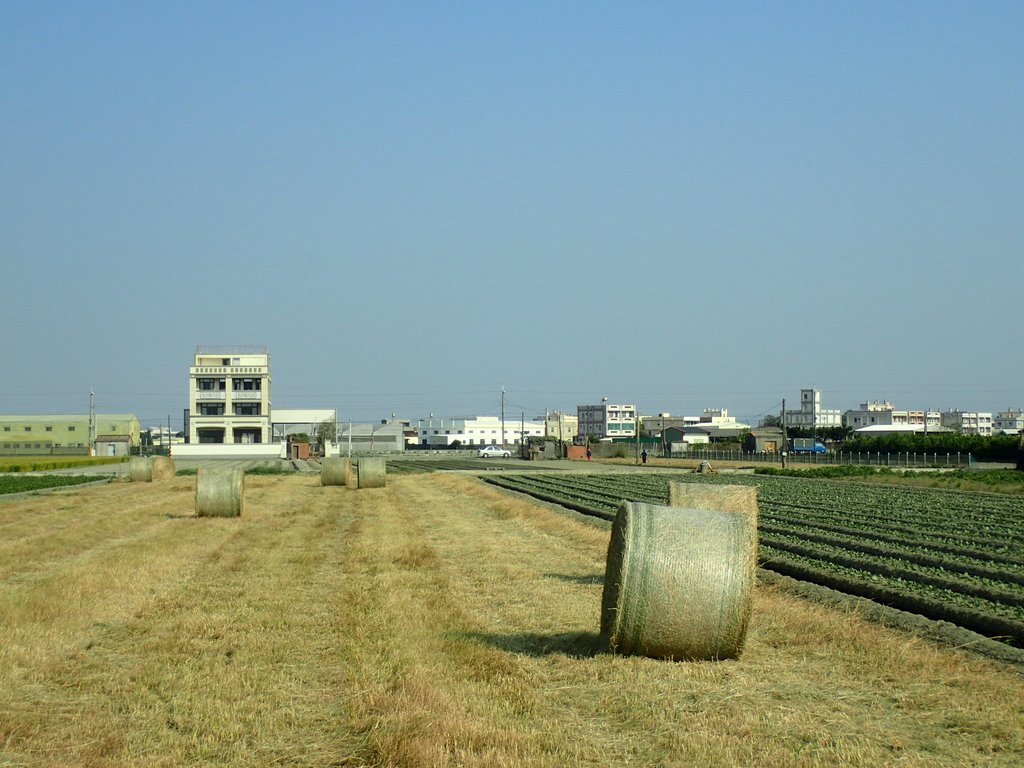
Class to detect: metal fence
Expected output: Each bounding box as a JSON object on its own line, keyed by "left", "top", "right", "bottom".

{"left": 674, "top": 449, "right": 972, "bottom": 468}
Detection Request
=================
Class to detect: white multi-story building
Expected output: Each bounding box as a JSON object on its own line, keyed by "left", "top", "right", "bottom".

{"left": 418, "top": 415, "right": 544, "bottom": 447}
{"left": 784, "top": 389, "right": 842, "bottom": 429}
{"left": 940, "top": 410, "right": 993, "bottom": 436}
{"left": 544, "top": 411, "right": 578, "bottom": 442}
{"left": 577, "top": 401, "right": 637, "bottom": 440}
{"left": 994, "top": 409, "right": 1023, "bottom": 434}
{"left": 844, "top": 402, "right": 941, "bottom": 431}
{"left": 187, "top": 346, "right": 272, "bottom": 444}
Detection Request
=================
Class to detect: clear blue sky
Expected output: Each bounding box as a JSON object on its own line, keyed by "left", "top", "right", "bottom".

{"left": 2, "top": 1, "right": 1021, "bottom": 428}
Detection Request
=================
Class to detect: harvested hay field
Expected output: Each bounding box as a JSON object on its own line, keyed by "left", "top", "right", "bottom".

{"left": 1, "top": 474, "right": 1022, "bottom": 767}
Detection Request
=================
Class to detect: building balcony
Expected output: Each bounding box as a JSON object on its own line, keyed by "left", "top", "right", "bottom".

{"left": 231, "top": 390, "right": 263, "bottom": 401}
{"left": 195, "top": 391, "right": 226, "bottom": 401}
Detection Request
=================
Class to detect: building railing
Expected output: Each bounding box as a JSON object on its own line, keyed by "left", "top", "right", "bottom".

{"left": 196, "top": 345, "right": 268, "bottom": 355}
{"left": 190, "top": 366, "right": 268, "bottom": 375}
{"left": 231, "top": 391, "right": 262, "bottom": 401}
{"left": 195, "top": 391, "right": 226, "bottom": 401}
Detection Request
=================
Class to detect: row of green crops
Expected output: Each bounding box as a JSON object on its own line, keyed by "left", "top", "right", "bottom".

{"left": 0, "top": 475, "right": 107, "bottom": 495}
{"left": 482, "top": 472, "right": 1024, "bottom": 647}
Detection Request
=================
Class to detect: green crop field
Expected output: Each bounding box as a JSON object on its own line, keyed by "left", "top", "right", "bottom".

{"left": 0, "top": 456, "right": 125, "bottom": 473}
{"left": 0, "top": 474, "right": 107, "bottom": 495}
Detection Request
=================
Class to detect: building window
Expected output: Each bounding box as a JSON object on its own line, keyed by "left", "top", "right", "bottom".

{"left": 233, "top": 403, "right": 261, "bottom": 416}
{"left": 25, "top": 427, "right": 31, "bottom": 431}
{"left": 232, "top": 378, "right": 261, "bottom": 391}
{"left": 199, "top": 403, "right": 225, "bottom": 416}
{"left": 68, "top": 426, "right": 76, "bottom": 431}
{"left": 3, "top": 427, "right": 9, "bottom": 432}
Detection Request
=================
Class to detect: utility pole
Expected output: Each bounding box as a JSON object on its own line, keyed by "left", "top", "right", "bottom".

{"left": 635, "top": 407, "right": 641, "bottom": 465}
{"left": 167, "top": 414, "right": 171, "bottom": 456}
{"left": 88, "top": 389, "right": 96, "bottom": 456}
{"left": 781, "top": 398, "right": 788, "bottom": 469}
{"left": 501, "top": 386, "right": 506, "bottom": 446}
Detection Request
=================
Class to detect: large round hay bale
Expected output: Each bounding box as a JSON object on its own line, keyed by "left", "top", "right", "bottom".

{"left": 600, "top": 494, "right": 758, "bottom": 660}
{"left": 668, "top": 481, "right": 757, "bottom": 515}
{"left": 151, "top": 456, "right": 176, "bottom": 481}
{"left": 321, "top": 456, "right": 350, "bottom": 486}
{"left": 129, "top": 457, "right": 153, "bottom": 482}
{"left": 195, "top": 467, "right": 245, "bottom": 517}
{"left": 357, "top": 456, "right": 386, "bottom": 488}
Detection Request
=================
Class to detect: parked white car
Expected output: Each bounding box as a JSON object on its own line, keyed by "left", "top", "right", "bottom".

{"left": 477, "top": 445, "right": 512, "bottom": 458}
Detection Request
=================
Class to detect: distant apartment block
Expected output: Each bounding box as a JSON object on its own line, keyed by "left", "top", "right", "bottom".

{"left": 644, "top": 409, "right": 748, "bottom": 436}
{"left": 418, "top": 415, "right": 544, "bottom": 447}
{"left": 544, "top": 411, "right": 578, "bottom": 442}
{"left": 577, "top": 401, "right": 636, "bottom": 440}
{"left": 784, "top": 389, "right": 842, "bottom": 429}
{"left": 844, "top": 402, "right": 941, "bottom": 430}
{"left": 186, "top": 346, "right": 271, "bottom": 444}
{"left": 994, "top": 409, "right": 1024, "bottom": 434}
{"left": 940, "top": 410, "right": 993, "bottom": 436}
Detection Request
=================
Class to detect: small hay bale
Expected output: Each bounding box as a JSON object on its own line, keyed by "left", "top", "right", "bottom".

{"left": 151, "top": 456, "right": 176, "bottom": 481}
{"left": 195, "top": 467, "right": 244, "bottom": 517}
{"left": 600, "top": 487, "right": 758, "bottom": 660}
{"left": 321, "top": 456, "right": 350, "bottom": 486}
{"left": 129, "top": 457, "right": 153, "bottom": 482}
{"left": 357, "top": 456, "right": 386, "bottom": 488}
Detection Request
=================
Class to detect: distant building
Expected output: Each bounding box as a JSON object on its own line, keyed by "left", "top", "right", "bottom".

{"left": 0, "top": 414, "right": 139, "bottom": 456}
{"left": 577, "top": 401, "right": 636, "bottom": 441}
{"left": 994, "top": 409, "right": 1023, "bottom": 435}
{"left": 940, "top": 410, "right": 993, "bottom": 436}
{"left": 272, "top": 409, "right": 338, "bottom": 442}
{"left": 644, "top": 409, "right": 748, "bottom": 437}
{"left": 186, "top": 346, "right": 272, "bottom": 445}
{"left": 335, "top": 422, "right": 406, "bottom": 453}
{"left": 784, "top": 389, "right": 842, "bottom": 429}
{"left": 418, "top": 415, "right": 544, "bottom": 447}
{"left": 746, "top": 427, "right": 786, "bottom": 453}
{"left": 663, "top": 426, "right": 711, "bottom": 452}
{"left": 544, "top": 411, "right": 578, "bottom": 443}
{"left": 146, "top": 426, "right": 185, "bottom": 448}
{"left": 843, "top": 402, "right": 941, "bottom": 431}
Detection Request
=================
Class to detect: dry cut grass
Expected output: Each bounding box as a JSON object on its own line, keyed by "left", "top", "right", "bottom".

{"left": 1, "top": 473, "right": 1022, "bottom": 767}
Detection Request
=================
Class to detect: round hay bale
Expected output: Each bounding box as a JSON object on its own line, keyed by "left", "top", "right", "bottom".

{"left": 128, "top": 457, "right": 153, "bottom": 482}
{"left": 321, "top": 456, "right": 350, "bottom": 486}
{"left": 195, "top": 467, "right": 244, "bottom": 517}
{"left": 357, "top": 456, "right": 386, "bottom": 489}
{"left": 345, "top": 459, "right": 359, "bottom": 489}
{"left": 151, "top": 456, "right": 177, "bottom": 482}
{"left": 600, "top": 497, "right": 758, "bottom": 660}
{"left": 668, "top": 481, "right": 757, "bottom": 515}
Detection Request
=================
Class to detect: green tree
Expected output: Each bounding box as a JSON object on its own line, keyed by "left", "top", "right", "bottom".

{"left": 316, "top": 419, "right": 337, "bottom": 448}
